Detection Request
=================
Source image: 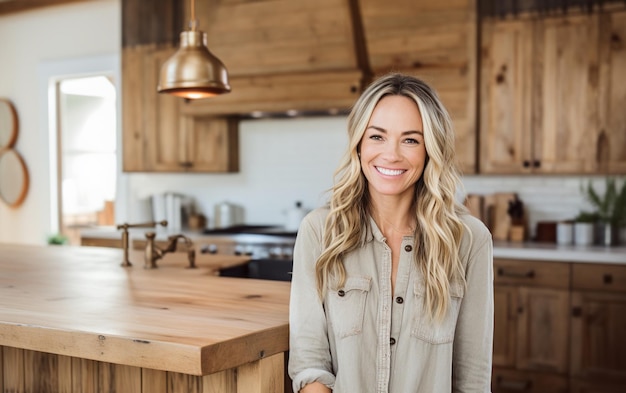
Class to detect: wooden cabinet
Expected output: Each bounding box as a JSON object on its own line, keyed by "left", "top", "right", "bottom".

{"left": 492, "top": 259, "right": 570, "bottom": 393}
{"left": 122, "top": 46, "right": 239, "bottom": 173}
{"left": 516, "top": 286, "right": 570, "bottom": 373}
{"left": 480, "top": 19, "right": 534, "bottom": 174}
{"left": 570, "top": 263, "right": 626, "bottom": 390}
{"left": 493, "top": 259, "right": 626, "bottom": 392}
{"left": 480, "top": 11, "right": 626, "bottom": 174}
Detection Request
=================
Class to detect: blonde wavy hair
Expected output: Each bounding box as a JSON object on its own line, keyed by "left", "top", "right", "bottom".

{"left": 316, "top": 73, "right": 468, "bottom": 321}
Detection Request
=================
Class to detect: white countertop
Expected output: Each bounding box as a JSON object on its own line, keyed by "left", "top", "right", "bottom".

{"left": 493, "top": 241, "right": 626, "bottom": 264}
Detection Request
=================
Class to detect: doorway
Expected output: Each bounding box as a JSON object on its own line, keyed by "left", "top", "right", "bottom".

{"left": 56, "top": 75, "right": 117, "bottom": 245}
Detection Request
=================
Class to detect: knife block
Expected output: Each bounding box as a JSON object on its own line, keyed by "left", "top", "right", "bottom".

{"left": 509, "top": 225, "right": 526, "bottom": 242}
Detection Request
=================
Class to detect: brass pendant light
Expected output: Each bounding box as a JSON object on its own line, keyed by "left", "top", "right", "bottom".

{"left": 158, "top": 0, "right": 231, "bottom": 99}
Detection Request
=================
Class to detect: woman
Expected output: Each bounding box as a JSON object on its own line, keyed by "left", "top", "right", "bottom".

{"left": 288, "top": 73, "right": 493, "bottom": 393}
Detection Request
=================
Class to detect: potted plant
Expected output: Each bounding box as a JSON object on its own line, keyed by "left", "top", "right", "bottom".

{"left": 47, "top": 233, "right": 68, "bottom": 245}
{"left": 580, "top": 178, "right": 626, "bottom": 246}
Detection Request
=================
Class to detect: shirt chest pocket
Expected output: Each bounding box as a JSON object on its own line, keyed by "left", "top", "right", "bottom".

{"left": 326, "top": 276, "right": 372, "bottom": 339}
{"left": 411, "top": 280, "right": 464, "bottom": 344}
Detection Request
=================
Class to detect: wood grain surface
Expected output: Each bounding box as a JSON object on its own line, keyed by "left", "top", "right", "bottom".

{"left": 0, "top": 244, "right": 290, "bottom": 376}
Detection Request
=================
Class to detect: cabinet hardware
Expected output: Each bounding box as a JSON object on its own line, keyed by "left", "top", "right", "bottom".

{"left": 532, "top": 160, "right": 540, "bottom": 168}
{"left": 603, "top": 274, "right": 613, "bottom": 284}
{"left": 179, "top": 161, "right": 193, "bottom": 168}
{"left": 572, "top": 306, "right": 582, "bottom": 317}
{"left": 497, "top": 268, "right": 535, "bottom": 279}
{"left": 522, "top": 160, "right": 530, "bottom": 168}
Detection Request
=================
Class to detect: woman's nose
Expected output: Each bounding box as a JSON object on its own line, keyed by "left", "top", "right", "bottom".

{"left": 382, "top": 141, "right": 401, "bottom": 161}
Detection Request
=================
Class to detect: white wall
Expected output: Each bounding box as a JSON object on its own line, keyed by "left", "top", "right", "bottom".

{"left": 0, "top": 0, "right": 121, "bottom": 244}
{"left": 126, "top": 116, "right": 349, "bottom": 227}
{"left": 0, "top": 0, "right": 621, "bottom": 244}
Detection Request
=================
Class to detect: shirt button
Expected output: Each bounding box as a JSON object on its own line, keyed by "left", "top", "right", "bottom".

{"left": 338, "top": 290, "right": 345, "bottom": 297}
{"left": 395, "top": 297, "right": 404, "bottom": 304}
{"left": 390, "top": 337, "right": 396, "bottom": 345}
{"left": 404, "top": 245, "right": 413, "bottom": 252}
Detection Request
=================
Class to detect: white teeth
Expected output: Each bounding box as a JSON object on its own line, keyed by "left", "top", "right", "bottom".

{"left": 376, "top": 167, "right": 405, "bottom": 176}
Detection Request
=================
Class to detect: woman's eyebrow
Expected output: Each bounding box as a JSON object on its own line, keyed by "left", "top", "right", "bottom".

{"left": 366, "top": 125, "right": 423, "bottom": 136}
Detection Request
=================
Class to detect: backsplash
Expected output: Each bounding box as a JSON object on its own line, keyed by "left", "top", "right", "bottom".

{"left": 462, "top": 175, "right": 608, "bottom": 238}
{"left": 123, "top": 116, "right": 620, "bottom": 238}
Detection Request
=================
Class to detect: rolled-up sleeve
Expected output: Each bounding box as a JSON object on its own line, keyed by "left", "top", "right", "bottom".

{"left": 453, "top": 225, "right": 494, "bottom": 392}
{"left": 288, "top": 213, "right": 336, "bottom": 392}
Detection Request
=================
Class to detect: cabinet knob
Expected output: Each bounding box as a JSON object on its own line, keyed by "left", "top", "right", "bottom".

{"left": 523, "top": 160, "right": 531, "bottom": 168}
{"left": 179, "top": 161, "right": 193, "bottom": 168}
{"left": 533, "top": 160, "right": 541, "bottom": 168}
{"left": 603, "top": 274, "right": 613, "bottom": 284}
{"left": 572, "top": 306, "right": 582, "bottom": 317}
{"left": 497, "top": 268, "right": 535, "bottom": 279}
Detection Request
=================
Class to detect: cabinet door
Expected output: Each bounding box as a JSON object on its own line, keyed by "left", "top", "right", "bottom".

{"left": 534, "top": 14, "right": 601, "bottom": 174}
{"left": 176, "top": 116, "right": 239, "bottom": 173}
{"left": 516, "top": 287, "right": 570, "bottom": 373}
{"left": 493, "top": 285, "right": 517, "bottom": 367}
{"left": 122, "top": 45, "right": 181, "bottom": 172}
{"left": 597, "top": 11, "right": 626, "bottom": 174}
{"left": 480, "top": 19, "right": 534, "bottom": 174}
{"left": 141, "top": 47, "right": 186, "bottom": 172}
{"left": 570, "top": 291, "right": 626, "bottom": 383}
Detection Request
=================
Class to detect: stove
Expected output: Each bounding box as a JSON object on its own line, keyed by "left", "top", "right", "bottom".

{"left": 199, "top": 225, "right": 297, "bottom": 281}
{"left": 202, "top": 225, "right": 297, "bottom": 237}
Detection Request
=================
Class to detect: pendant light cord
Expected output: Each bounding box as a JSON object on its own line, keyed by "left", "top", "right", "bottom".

{"left": 189, "top": 0, "right": 198, "bottom": 31}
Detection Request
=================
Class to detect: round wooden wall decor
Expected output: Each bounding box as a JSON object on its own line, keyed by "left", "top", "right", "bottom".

{"left": 0, "top": 148, "right": 29, "bottom": 208}
{"left": 0, "top": 98, "right": 18, "bottom": 149}
{"left": 0, "top": 98, "right": 29, "bottom": 208}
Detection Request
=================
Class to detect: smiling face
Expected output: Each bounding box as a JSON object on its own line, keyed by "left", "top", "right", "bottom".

{"left": 359, "top": 95, "right": 427, "bottom": 203}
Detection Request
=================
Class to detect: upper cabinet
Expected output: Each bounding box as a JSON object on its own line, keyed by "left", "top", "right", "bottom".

{"left": 480, "top": 11, "right": 626, "bottom": 174}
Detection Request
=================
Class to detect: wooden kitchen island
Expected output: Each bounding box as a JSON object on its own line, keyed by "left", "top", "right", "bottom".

{"left": 0, "top": 244, "right": 291, "bottom": 393}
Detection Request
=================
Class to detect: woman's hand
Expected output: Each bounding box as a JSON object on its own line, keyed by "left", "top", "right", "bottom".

{"left": 300, "top": 382, "right": 332, "bottom": 393}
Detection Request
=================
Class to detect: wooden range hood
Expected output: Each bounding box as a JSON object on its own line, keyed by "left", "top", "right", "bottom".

{"left": 123, "top": 0, "right": 477, "bottom": 119}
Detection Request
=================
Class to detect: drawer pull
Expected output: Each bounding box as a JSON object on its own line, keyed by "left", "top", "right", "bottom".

{"left": 603, "top": 274, "right": 613, "bottom": 284}
{"left": 496, "top": 376, "right": 532, "bottom": 391}
{"left": 497, "top": 268, "right": 535, "bottom": 279}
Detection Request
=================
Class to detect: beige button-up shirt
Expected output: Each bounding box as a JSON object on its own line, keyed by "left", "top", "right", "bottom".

{"left": 288, "top": 207, "right": 493, "bottom": 393}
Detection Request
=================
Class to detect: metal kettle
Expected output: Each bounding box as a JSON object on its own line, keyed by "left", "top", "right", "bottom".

{"left": 214, "top": 201, "right": 238, "bottom": 228}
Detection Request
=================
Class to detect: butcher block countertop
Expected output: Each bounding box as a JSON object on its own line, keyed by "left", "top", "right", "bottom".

{"left": 0, "top": 243, "right": 290, "bottom": 377}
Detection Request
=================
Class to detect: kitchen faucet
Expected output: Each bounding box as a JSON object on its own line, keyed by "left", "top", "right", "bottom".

{"left": 144, "top": 232, "right": 196, "bottom": 269}
{"left": 116, "top": 220, "right": 168, "bottom": 267}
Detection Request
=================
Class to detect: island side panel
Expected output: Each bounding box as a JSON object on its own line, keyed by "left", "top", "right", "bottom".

{"left": 2, "top": 346, "right": 24, "bottom": 392}
{"left": 0, "top": 345, "right": 288, "bottom": 393}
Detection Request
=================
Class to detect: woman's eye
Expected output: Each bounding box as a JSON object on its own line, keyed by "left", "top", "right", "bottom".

{"left": 369, "top": 135, "right": 383, "bottom": 141}
{"left": 404, "top": 138, "right": 419, "bottom": 144}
